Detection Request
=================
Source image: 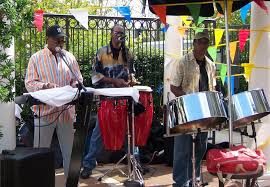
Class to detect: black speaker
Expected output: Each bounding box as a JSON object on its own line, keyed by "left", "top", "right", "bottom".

{"left": 0, "top": 147, "right": 54, "bottom": 187}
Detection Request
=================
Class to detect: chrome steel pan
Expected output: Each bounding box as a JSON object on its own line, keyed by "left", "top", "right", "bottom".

{"left": 165, "top": 91, "right": 227, "bottom": 136}
{"left": 232, "top": 88, "right": 270, "bottom": 129}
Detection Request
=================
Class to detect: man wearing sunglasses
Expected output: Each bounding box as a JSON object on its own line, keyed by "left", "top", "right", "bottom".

{"left": 170, "top": 32, "right": 216, "bottom": 187}
{"left": 80, "top": 24, "right": 137, "bottom": 179}
{"left": 25, "top": 24, "right": 83, "bottom": 178}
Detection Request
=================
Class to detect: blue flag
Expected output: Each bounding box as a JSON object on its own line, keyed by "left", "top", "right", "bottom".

{"left": 161, "top": 24, "right": 169, "bottom": 32}
{"left": 114, "top": 6, "right": 131, "bottom": 23}
{"left": 225, "top": 76, "right": 235, "bottom": 95}
{"left": 240, "top": 3, "right": 251, "bottom": 24}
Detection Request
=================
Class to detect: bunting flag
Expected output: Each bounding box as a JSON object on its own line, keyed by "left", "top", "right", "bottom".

{"left": 225, "top": 76, "right": 235, "bottom": 95}
{"left": 195, "top": 28, "right": 204, "bottom": 34}
{"left": 240, "top": 3, "right": 251, "bottom": 24}
{"left": 151, "top": 5, "right": 166, "bottom": 24}
{"left": 254, "top": 0, "right": 269, "bottom": 14}
{"left": 241, "top": 63, "right": 255, "bottom": 81}
{"left": 69, "top": 9, "right": 89, "bottom": 30}
{"left": 214, "top": 29, "right": 224, "bottom": 47}
{"left": 113, "top": 6, "right": 131, "bottom": 23}
{"left": 229, "top": 41, "right": 237, "bottom": 63}
{"left": 181, "top": 16, "right": 192, "bottom": 26}
{"left": 239, "top": 29, "right": 250, "bottom": 52}
{"left": 218, "top": 1, "right": 233, "bottom": 21}
{"left": 178, "top": 27, "right": 187, "bottom": 37}
{"left": 208, "top": 46, "right": 217, "bottom": 62}
{"left": 197, "top": 17, "right": 206, "bottom": 25}
{"left": 34, "top": 9, "right": 44, "bottom": 32}
{"left": 161, "top": 24, "right": 169, "bottom": 32}
{"left": 220, "top": 64, "right": 227, "bottom": 85}
{"left": 186, "top": 4, "right": 201, "bottom": 25}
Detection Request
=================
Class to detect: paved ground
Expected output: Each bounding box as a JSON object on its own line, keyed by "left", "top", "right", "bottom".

{"left": 54, "top": 130, "right": 270, "bottom": 187}
{"left": 55, "top": 164, "right": 220, "bottom": 187}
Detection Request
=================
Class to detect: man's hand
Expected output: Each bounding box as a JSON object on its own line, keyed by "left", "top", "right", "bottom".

{"left": 113, "top": 79, "right": 129, "bottom": 88}
{"left": 70, "top": 79, "right": 78, "bottom": 88}
{"left": 43, "top": 83, "right": 59, "bottom": 89}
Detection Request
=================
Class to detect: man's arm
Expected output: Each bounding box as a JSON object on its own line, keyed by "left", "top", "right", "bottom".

{"left": 170, "top": 59, "right": 185, "bottom": 97}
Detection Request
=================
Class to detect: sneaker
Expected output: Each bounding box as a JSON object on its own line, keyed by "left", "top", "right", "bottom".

{"left": 80, "top": 167, "right": 92, "bottom": 179}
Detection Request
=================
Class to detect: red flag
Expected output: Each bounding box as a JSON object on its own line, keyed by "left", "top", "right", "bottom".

{"left": 238, "top": 29, "right": 250, "bottom": 52}
{"left": 34, "top": 9, "right": 44, "bottom": 32}
{"left": 151, "top": 5, "right": 166, "bottom": 24}
{"left": 254, "top": 0, "right": 268, "bottom": 14}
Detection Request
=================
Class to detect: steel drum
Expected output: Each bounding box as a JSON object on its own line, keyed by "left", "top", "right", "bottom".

{"left": 232, "top": 88, "right": 270, "bottom": 129}
{"left": 165, "top": 91, "right": 227, "bottom": 136}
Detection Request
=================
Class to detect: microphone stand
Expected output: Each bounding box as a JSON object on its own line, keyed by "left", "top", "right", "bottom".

{"left": 56, "top": 48, "right": 92, "bottom": 187}
{"left": 57, "top": 49, "right": 87, "bottom": 92}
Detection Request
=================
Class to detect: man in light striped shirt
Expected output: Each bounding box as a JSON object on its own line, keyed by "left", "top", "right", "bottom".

{"left": 25, "top": 24, "right": 83, "bottom": 177}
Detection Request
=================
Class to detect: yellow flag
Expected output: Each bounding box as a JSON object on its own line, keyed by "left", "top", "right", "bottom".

{"left": 218, "top": 1, "right": 233, "bottom": 21}
{"left": 214, "top": 29, "right": 224, "bottom": 47}
{"left": 181, "top": 16, "right": 192, "bottom": 26}
{"left": 241, "top": 63, "right": 255, "bottom": 81}
{"left": 229, "top": 41, "right": 237, "bottom": 63}
{"left": 178, "top": 27, "right": 187, "bottom": 37}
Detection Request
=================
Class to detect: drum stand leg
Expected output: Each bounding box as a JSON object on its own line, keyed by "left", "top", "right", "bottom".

{"left": 124, "top": 99, "right": 144, "bottom": 187}
{"left": 191, "top": 133, "right": 204, "bottom": 187}
{"left": 98, "top": 100, "right": 144, "bottom": 187}
{"left": 98, "top": 154, "right": 128, "bottom": 181}
{"left": 192, "top": 133, "right": 197, "bottom": 187}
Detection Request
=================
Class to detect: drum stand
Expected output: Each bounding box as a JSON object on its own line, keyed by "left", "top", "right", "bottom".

{"left": 98, "top": 99, "right": 144, "bottom": 187}
{"left": 191, "top": 132, "right": 208, "bottom": 187}
{"left": 191, "top": 133, "right": 201, "bottom": 187}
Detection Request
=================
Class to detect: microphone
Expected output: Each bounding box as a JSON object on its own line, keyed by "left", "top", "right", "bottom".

{"left": 55, "top": 46, "right": 65, "bottom": 56}
{"left": 55, "top": 47, "right": 87, "bottom": 92}
{"left": 118, "top": 35, "right": 127, "bottom": 41}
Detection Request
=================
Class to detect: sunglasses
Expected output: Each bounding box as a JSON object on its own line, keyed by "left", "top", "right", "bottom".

{"left": 113, "top": 31, "right": 124, "bottom": 35}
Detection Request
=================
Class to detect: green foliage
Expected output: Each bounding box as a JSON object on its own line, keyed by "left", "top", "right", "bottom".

{"left": 0, "top": 0, "right": 32, "bottom": 102}
{"left": 216, "top": 11, "right": 250, "bottom": 28}
{"left": 134, "top": 49, "right": 164, "bottom": 116}
{"left": 34, "top": 0, "right": 100, "bottom": 15}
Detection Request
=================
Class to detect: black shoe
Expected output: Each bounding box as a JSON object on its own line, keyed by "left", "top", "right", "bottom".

{"left": 80, "top": 167, "right": 92, "bottom": 179}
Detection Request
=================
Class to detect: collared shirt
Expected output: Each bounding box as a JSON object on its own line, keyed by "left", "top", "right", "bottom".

{"left": 25, "top": 47, "right": 83, "bottom": 123}
{"left": 91, "top": 43, "right": 134, "bottom": 88}
{"left": 170, "top": 51, "right": 216, "bottom": 94}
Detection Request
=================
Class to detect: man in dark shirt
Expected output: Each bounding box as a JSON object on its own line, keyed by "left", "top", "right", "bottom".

{"left": 170, "top": 32, "right": 216, "bottom": 187}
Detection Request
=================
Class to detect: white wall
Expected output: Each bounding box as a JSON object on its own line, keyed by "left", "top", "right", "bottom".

{"left": 249, "top": 1, "right": 270, "bottom": 175}
{"left": 163, "top": 16, "right": 183, "bottom": 104}
{"left": 0, "top": 37, "right": 16, "bottom": 152}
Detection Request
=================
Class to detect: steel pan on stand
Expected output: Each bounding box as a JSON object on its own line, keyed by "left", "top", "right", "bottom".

{"left": 165, "top": 91, "right": 228, "bottom": 136}
{"left": 232, "top": 88, "right": 270, "bottom": 129}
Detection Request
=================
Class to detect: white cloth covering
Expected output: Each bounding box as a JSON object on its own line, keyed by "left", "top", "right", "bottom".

{"left": 25, "top": 86, "right": 140, "bottom": 107}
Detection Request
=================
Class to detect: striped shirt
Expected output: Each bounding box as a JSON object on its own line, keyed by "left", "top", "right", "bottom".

{"left": 25, "top": 47, "right": 83, "bottom": 123}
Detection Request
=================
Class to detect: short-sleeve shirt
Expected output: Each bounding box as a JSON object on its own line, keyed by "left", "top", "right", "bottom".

{"left": 91, "top": 44, "right": 134, "bottom": 88}
{"left": 170, "top": 51, "right": 216, "bottom": 94}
